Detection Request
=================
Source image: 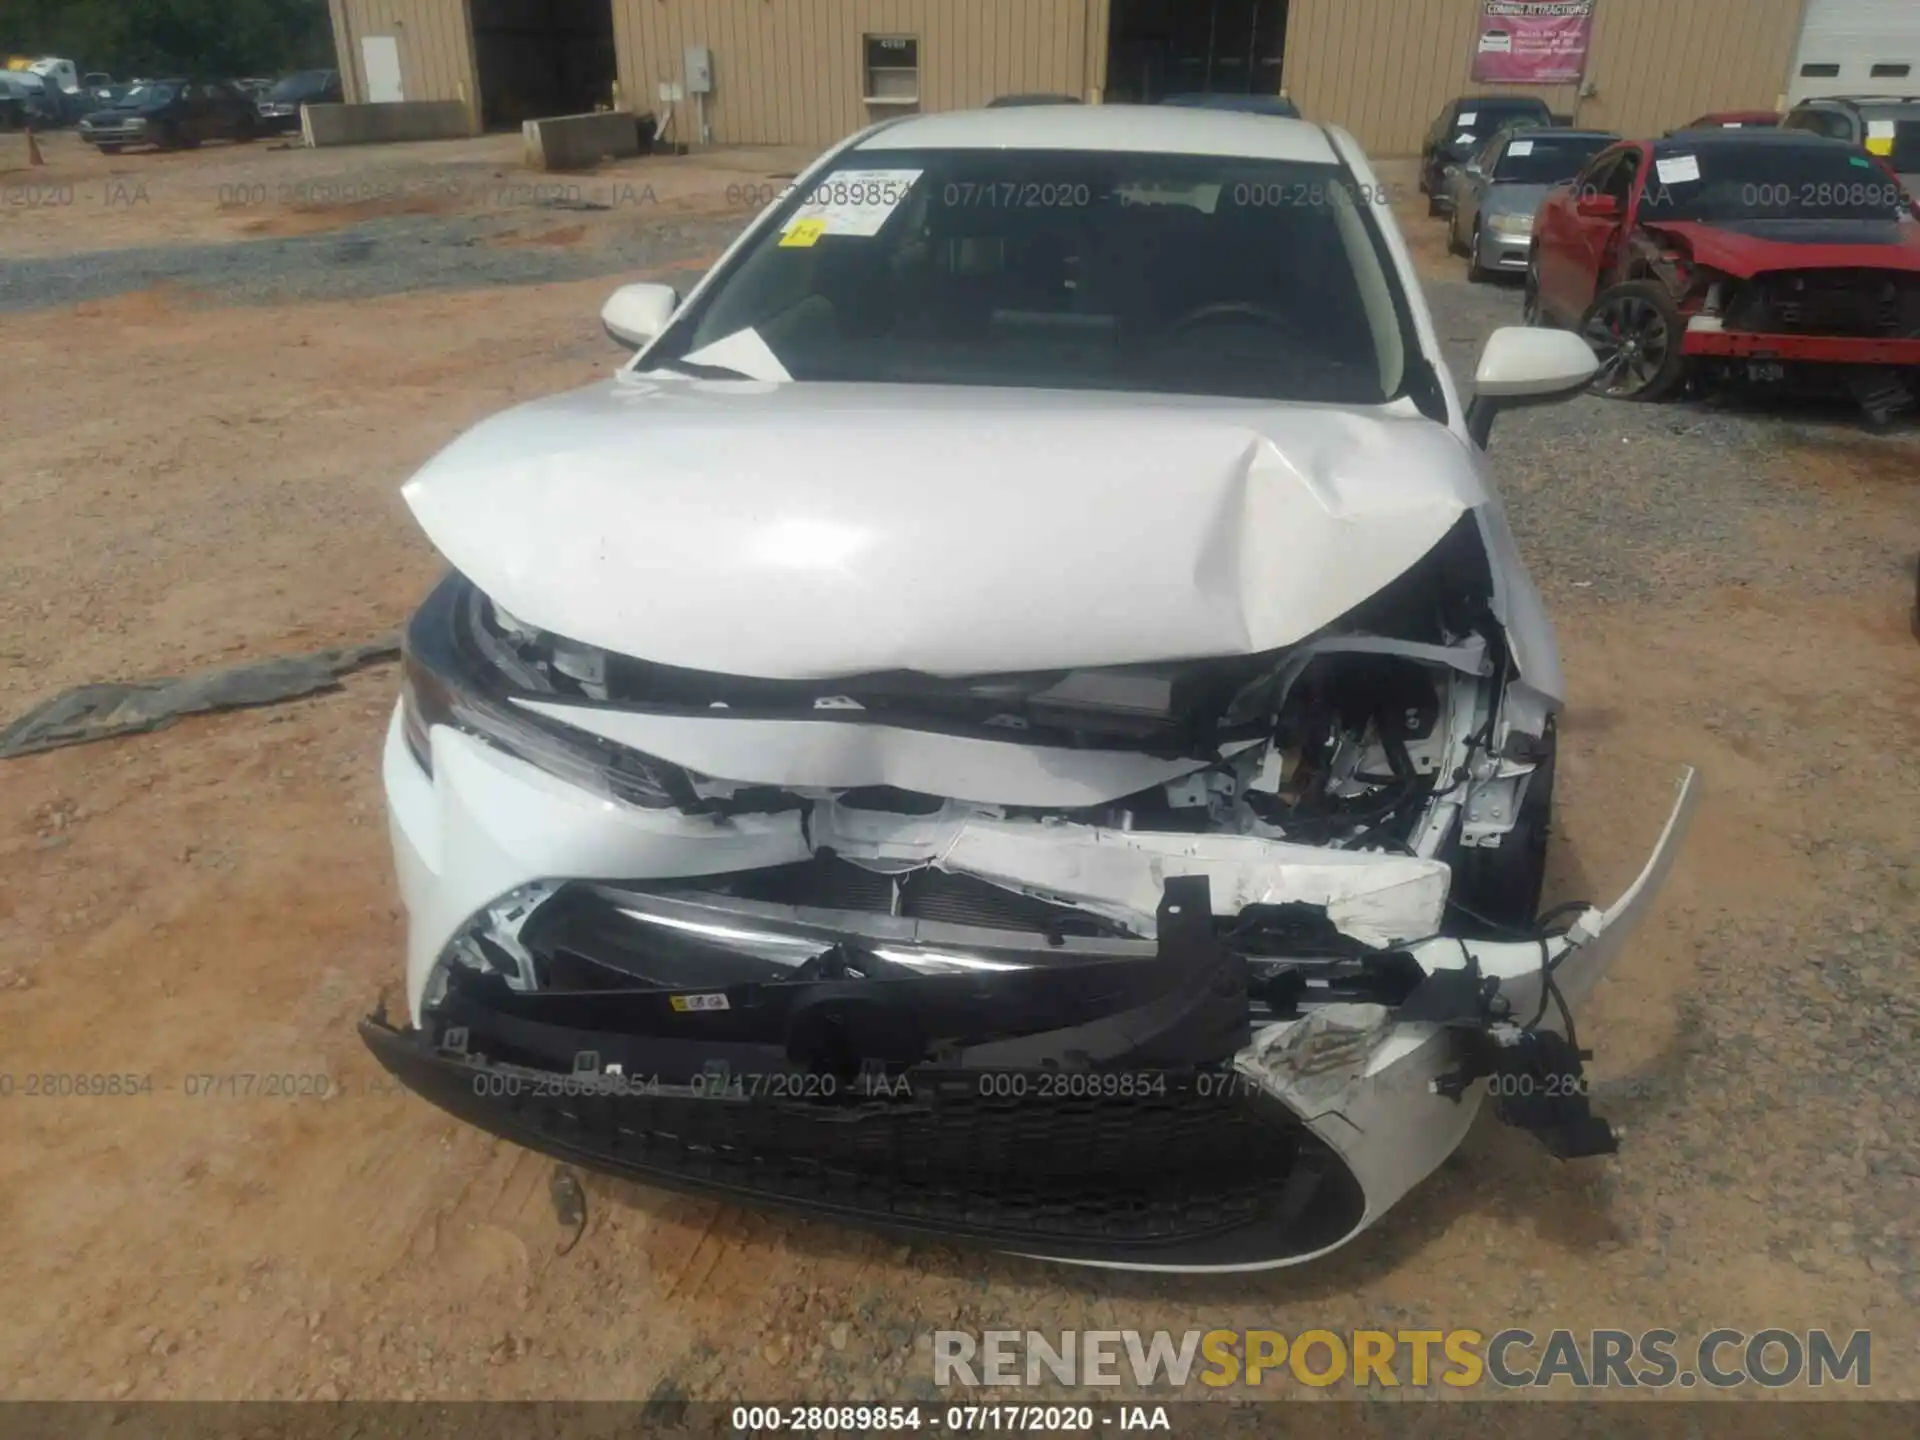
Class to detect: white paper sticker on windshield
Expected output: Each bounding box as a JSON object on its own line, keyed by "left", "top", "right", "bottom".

{"left": 1655, "top": 154, "right": 1701, "bottom": 184}
{"left": 1868, "top": 119, "right": 1897, "bottom": 140}
{"left": 1459, "top": 111, "right": 1479, "bottom": 126}
{"left": 781, "top": 168, "right": 923, "bottom": 239}
{"left": 1454, "top": 133, "right": 1475, "bottom": 145}
{"left": 1507, "top": 139, "right": 1535, "bottom": 156}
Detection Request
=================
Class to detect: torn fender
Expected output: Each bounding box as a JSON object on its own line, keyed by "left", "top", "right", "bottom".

{"left": 1413, "top": 765, "right": 1701, "bottom": 1021}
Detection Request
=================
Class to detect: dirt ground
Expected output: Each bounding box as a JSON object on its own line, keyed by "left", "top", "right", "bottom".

{"left": 1, "top": 143, "right": 1916, "bottom": 1406}
{"left": 1, "top": 130, "right": 814, "bottom": 256}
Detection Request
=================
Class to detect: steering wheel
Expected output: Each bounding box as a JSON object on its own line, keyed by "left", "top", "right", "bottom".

{"left": 1164, "top": 300, "right": 1310, "bottom": 343}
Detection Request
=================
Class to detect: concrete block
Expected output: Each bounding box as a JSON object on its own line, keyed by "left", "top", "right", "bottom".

{"left": 522, "top": 111, "right": 643, "bottom": 171}
{"left": 301, "top": 101, "right": 473, "bottom": 147}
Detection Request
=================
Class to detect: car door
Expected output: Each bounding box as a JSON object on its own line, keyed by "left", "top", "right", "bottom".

{"left": 1455, "top": 134, "right": 1505, "bottom": 244}
{"left": 1536, "top": 146, "right": 1634, "bottom": 322}
{"left": 1432, "top": 103, "right": 1468, "bottom": 187}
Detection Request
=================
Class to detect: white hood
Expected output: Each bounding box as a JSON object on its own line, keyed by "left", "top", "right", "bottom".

{"left": 402, "top": 378, "right": 1492, "bottom": 680}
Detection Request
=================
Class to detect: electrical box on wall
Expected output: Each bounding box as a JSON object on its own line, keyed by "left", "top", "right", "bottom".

{"left": 684, "top": 45, "right": 713, "bottom": 94}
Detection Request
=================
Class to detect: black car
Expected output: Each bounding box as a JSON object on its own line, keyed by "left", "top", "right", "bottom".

{"left": 1419, "top": 95, "right": 1555, "bottom": 214}
{"left": 1160, "top": 92, "right": 1301, "bottom": 119}
{"left": 78, "top": 79, "right": 259, "bottom": 152}
{"left": 254, "top": 69, "right": 342, "bottom": 133}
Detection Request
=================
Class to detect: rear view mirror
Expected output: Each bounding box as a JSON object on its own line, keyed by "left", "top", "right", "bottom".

{"left": 1466, "top": 327, "right": 1598, "bottom": 447}
{"left": 1575, "top": 192, "right": 1620, "bottom": 219}
{"left": 601, "top": 282, "right": 679, "bottom": 351}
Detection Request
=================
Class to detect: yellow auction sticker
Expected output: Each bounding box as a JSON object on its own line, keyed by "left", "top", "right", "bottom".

{"left": 780, "top": 217, "right": 827, "bottom": 247}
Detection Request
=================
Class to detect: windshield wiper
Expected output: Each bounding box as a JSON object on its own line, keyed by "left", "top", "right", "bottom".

{"left": 645, "top": 356, "right": 758, "bottom": 381}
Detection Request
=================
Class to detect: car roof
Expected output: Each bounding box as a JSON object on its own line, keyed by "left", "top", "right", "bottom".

{"left": 1798, "top": 94, "right": 1920, "bottom": 107}
{"left": 1650, "top": 127, "right": 1864, "bottom": 149}
{"left": 1496, "top": 126, "right": 1617, "bottom": 140}
{"left": 857, "top": 104, "right": 1339, "bottom": 163}
{"left": 1449, "top": 95, "right": 1551, "bottom": 108}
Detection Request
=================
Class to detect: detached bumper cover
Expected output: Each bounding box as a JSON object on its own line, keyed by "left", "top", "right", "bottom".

{"left": 360, "top": 1017, "right": 1367, "bottom": 1266}
{"left": 361, "top": 875, "right": 1372, "bottom": 1268}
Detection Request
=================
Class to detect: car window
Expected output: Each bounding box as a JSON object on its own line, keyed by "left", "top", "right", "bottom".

{"left": 1640, "top": 141, "right": 1909, "bottom": 222}
{"left": 1861, "top": 104, "right": 1920, "bottom": 171}
{"left": 1445, "top": 98, "right": 1553, "bottom": 149}
{"left": 1572, "top": 149, "right": 1633, "bottom": 207}
{"left": 657, "top": 148, "right": 1420, "bottom": 407}
{"left": 1807, "top": 109, "right": 1854, "bottom": 140}
{"left": 1492, "top": 133, "right": 1618, "bottom": 183}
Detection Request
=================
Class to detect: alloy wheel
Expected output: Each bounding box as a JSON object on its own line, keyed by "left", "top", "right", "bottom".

{"left": 1581, "top": 292, "right": 1672, "bottom": 397}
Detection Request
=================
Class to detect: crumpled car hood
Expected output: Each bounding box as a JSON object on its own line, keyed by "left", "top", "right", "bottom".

{"left": 402, "top": 378, "right": 1490, "bottom": 680}
{"left": 1642, "top": 218, "right": 1920, "bottom": 278}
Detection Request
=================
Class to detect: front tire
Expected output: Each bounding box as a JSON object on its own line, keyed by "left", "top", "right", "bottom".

{"left": 1466, "top": 225, "right": 1489, "bottom": 283}
{"left": 1581, "top": 280, "right": 1688, "bottom": 401}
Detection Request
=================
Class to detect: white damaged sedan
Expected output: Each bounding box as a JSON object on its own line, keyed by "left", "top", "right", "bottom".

{"left": 363, "top": 105, "right": 1698, "bottom": 1271}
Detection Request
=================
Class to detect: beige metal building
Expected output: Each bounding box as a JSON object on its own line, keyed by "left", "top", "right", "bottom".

{"left": 328, "top": 0, "right": 1810, "bottom": 157}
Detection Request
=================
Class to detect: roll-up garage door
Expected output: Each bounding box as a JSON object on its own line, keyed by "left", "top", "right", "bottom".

{"left": 1788, "top": 0, "right": 1920, "bottom": 103}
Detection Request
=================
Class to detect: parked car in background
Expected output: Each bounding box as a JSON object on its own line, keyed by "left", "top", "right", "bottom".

{"left": 1526, "top": 129, "right": 1920, "bottom": 421}
{"left": 79, "top": 79, "right": 259, "bottom": 152}
{"left": 1447, "top": 127, "right": 1620, "bottom": 281}
{"left": 254, "top": 69, "right": 343, "bottom": 132}
{"left": 1781, "top": 95, "right": 1920, "bottom": 198}
{"left": 1669, "top": 109, "right": 1780, "bottom": 133}
{"left": 1160, "top": 92, "right": 1301, "bottom": 119}
{"left": 3, "top": 69, "right": 77, "bottom": 127}
{"left": 984, "top": 92, "right": 1082, "bottom": 108}
{"left": 359, "top": 103, "right": 1697, "bottom": 1274}
{"left": 1419, "top": 95, "right": 1555, "bottom": 214}
{"left": 0, "top": 72, "right": 60, "bottom": 130}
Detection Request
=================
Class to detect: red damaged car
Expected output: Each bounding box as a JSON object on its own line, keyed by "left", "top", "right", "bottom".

{"left": 1524, "top": 129, "right": 1920, "bottom": 419}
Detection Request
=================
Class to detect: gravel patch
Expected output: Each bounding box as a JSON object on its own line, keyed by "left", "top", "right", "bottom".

{"left": 0, "top": 210, "right": 748, "bottom": 312}
{"left": 1425, "top": 278, "right": 1917, "bottom": 607}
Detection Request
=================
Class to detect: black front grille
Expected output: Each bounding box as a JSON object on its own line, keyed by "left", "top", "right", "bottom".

{"left": 1726, "top": 270, "right": 1920, "bottom": 338}
{"left": 707, "top": 853, "right": 1128, "bottom": 937}
{"left": 361, "top": 1016, "right": 1366, "bottom": 1264}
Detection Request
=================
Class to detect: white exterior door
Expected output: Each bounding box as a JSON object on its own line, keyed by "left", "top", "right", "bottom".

{"left": 361, "top": 35, "right": 405, "bottom": 104}
{"left": 1788, "top": 0, "right": 1920, "bottom": 103}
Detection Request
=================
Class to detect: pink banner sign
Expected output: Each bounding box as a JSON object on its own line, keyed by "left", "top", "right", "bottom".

{"left": 1471, "top": 0, "right": 1596, "bottom": 85}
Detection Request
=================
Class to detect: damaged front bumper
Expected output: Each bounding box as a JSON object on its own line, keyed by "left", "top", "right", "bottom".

{"left": 365, "top": 705, "right": 1699, "bottom": 1270}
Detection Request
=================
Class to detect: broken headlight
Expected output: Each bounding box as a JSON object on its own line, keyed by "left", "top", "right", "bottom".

{"left": 398, "top": 574, "right": 678, "bottom": 809}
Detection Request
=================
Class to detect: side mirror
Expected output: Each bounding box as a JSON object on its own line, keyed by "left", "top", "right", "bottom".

{"left": 1575, "top": 191, "right": 1620, "bottom": 219}
{"left": 1465, "top": 327, "right": 1598, "bottom": 447}
{"left": 601, "top": 282, "right": 679, "bottom": 350}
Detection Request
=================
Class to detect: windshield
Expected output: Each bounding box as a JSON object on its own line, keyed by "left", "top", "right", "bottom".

{"left": 1492, "top": 134, "right": 1614, "bottom": 183}
{"left": 122, "top": 84, "right": 176, "bottom": 108}
{"left": 1448, "top": 100, "right": 1550, "bottom": 146}
{"left": 267, "top": 72, "right": 329, "bottom": 101}
{"left": 1640, "top": 142, "right": 1911, "bottom": 222}
{"left": 1862, "top": 106, "right": 1920, "bottom": 173}
{"left": 652, "top": 148, "right": 1417, "bottom": 406}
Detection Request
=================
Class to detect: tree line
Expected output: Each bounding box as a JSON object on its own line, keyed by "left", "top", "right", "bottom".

{"left": 0, "top": 0, "right": 334, "bottom": 78}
